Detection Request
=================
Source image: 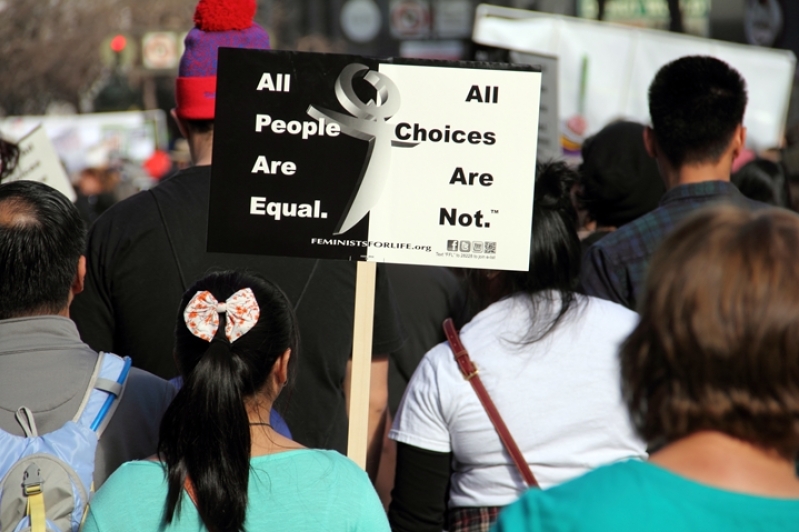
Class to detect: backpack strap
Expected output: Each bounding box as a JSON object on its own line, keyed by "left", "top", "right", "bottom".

{"left": 75, "top": 353, "right": 132, "bottom": 436}
{"left": 71, "top": 352, "right": 106, "bottom": 424}
{"left": 149, "top": 189, "right": 188, "bottom": 292}
{"left": 184, "top": 477, "right": 198, "bottom": 507}
{"left": 15, "top": 407, "right": 39, "bottom": 437}
{"left": 23, "top": 464, "right": 46, "bottom": 532}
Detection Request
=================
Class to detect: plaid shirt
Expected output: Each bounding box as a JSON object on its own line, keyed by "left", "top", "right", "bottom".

{"left": 448, "top": 506, "right": 503, "bottom": 532}
{"left": 581, "top": 181, "right": 762, "bottom": 310}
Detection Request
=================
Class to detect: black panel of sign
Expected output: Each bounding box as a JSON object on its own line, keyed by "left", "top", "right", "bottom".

{"left": 209, "top": 50, "right": 377, "bottom": 260}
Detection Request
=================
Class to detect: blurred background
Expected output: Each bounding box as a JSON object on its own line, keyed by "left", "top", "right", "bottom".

{"left": 1, "top": 0, "right": 796, "bottom": 118}
{"left": 2, "top": 0, "right": 798, "bottom": 211}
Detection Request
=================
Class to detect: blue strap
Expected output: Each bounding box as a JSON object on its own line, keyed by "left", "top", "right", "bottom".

{"left": 90, "top": 357, "right": 132, "bottom": 431}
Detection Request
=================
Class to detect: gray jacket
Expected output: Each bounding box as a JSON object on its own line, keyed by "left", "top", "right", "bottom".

{"left": 0, "top": 316, "right": 176, "bottom": 487}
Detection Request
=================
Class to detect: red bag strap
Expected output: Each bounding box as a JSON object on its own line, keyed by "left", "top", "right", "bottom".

{"left": 443, "top": 318, "right": 539, "bottom": 488}
{"left": 184, "top": 478, "right": 198, "bottom": 506}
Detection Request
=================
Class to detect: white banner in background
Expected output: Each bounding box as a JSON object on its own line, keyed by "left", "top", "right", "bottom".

{"left": 473, "top": 5, "right": 796, "bottom": 151}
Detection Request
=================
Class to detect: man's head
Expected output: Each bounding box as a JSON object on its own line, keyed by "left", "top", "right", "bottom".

{"left": 646, "top": 56, "right": 747, "bottom": 170}
{"left": 579, "top": 120, "right": 666, "bottom": 228}
{"left": 0, "top": 181, "right": 86, "bottom": 319}
{"left": 172, "top": 0, "right": 270, "bottom": 163}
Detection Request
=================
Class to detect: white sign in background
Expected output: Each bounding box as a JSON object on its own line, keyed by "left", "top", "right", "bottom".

{"left": 508, "top": 51, "right": 559, "bottom": 162}
{"left": 0, "top": 110, "right": 168, "bottom": 174}
{"left": 142, "top": 32, "right": 180, "bottom": 70}
{"left": 4, "top": 126, "right": 76, "bottom": 201}
{"left": 365, "top": 64, "right": 541, "bottom": 270}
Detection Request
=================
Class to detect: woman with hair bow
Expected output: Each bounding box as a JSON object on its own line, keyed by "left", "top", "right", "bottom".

{"left": 82, "top": 270, "right": 389, "bottom": 532}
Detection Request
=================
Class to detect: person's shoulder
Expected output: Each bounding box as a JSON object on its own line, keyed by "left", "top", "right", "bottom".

{"left": 85, "top": 189, "right": 161, "bottom": 255}
{"left": 315, "top": 449, "right": 370, "bottom": 478}
{"left": 281, "top": 450, "right": 388, "bottom": 529}
{"left": 86, "top": 460, "right": 167, "bottom": 530}
{"left": 748, "top": 197, "right": 781, "bottom": 211}
{"left": 307, "top": 451, "right": 387, "bottom": 506}
{"left": 93, "top": 188, "right": 156, "bottom": 228}
{"left": 459, "top": 296, "right": 515, "bottom": 336}
{"left": 124, "top": 366, "right": 177, "bottom": 399}
{"left": 587, "top": 206, "right": 667, "bottom": 261}
{"left": 419, "top": 339, "right": 453, "bottom": 365}
{"left": 546, "top": 459, "right": 647, "bottom": 496}
{"left": 268, "top": 449, "right": 373, "bottom": 487}
{"left": 98, "top": 460, "right": 165, "bottom": 492}
{"left": 266, "top": 448, "right": 354, "bottom": 466}
{"left": 408, "top": 339, "right": 462, "bottom": 389}
{"left": 584, "top": 295, "right": 638, "bottom": 322}
{"left": 146, "top": 165, "right": 210, "bottom": 207}
{"left": 571, "top": 295, "right": 639, "bottom": 346}
{"left": 90, "top": 167, "right": 207, "bottom": 232}
{"left": 496, "top": 460, "right": 649, "bottom": 531}
{"left": 113, "top": 366, "right": 177, "bottom": 423}
{"left": 89, "top": 460, "right": 165, "bottom": 518}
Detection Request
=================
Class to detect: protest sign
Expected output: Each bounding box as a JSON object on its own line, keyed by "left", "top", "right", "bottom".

{"left": 4, "top": 126, "right": 75, "bottom": 201}
{"left": 209, "top": 50, "right": 541, "bottom": 272}
{"left": 508, "top": 51, "right": 559, "bottom": 162}
{"left": 211, "top": 49, "right": 541, "bottom": 467}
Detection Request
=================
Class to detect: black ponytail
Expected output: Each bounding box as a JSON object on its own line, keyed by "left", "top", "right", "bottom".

{"left": 159, "top": 270, "right": 298, "bottom": 532}
{"left": 468, "top": 160, "right": 583, "bottom": 342}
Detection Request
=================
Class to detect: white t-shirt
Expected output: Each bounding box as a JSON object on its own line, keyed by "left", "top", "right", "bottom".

{"left": 389, "top": 293, "right": 647, "bottom": 508}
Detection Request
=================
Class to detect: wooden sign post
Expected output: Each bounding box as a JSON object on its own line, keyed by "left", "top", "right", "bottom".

{"left": 347, "top": 261, "right": 377, "bottom": 467}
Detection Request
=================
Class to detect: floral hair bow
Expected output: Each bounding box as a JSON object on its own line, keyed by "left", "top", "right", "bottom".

{"left": 184, "top": 288, "right": 260, "bottom": 343}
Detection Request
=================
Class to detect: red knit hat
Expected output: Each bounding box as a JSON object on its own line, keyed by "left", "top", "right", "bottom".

{"left": 175, "top": 0, "right": 270, "bottom": 120}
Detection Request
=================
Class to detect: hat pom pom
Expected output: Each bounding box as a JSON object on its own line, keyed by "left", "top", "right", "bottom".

{"left": 194, "top": 0, "right": 256, "bottom": 32}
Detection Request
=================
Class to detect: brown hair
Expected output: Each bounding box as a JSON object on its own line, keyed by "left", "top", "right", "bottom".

{"left": 621, "top": 205, "right": 799, "bottom": 458}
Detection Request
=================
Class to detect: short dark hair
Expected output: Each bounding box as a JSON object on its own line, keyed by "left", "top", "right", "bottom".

{"left": 0, "top": 181, "right": 86, "bottom": 319}
{"left": 621, "top": 206, "right": 799, "bottom": 458}
{"left": 472, "top": 161, "right": 583, "bottom": 342}
{"left": 185, "top": 119, "right": 214, "bottom": 135}
{"left": 160, "top": 270, "right": 298, "bottom": 532}
{"left": 648, "top": 56, "right": 747, "bottom": 168}
{"left": 578, "top": 121, "right": 666, "bottom": 227}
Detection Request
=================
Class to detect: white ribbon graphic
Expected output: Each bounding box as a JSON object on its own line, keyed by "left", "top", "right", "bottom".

{"left": 308, "top": 63, "right": 404, "bottom": 235}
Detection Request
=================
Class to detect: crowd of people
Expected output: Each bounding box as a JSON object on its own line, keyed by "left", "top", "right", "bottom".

{"left": 2, "top": 0, "right": 799, "bottom": 531}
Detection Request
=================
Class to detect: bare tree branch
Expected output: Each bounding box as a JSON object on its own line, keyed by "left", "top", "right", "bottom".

{"left": 0, "top": 0, "right": 193, "bottom": 116}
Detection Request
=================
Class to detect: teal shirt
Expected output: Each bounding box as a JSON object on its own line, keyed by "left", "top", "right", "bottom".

{"left": 82, "top": 449, "right": 389, "bottom": 532}
{"left": 493, "top": 460, "right": 799, "bottom": 532}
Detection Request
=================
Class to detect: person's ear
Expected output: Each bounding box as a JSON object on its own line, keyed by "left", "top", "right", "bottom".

{"left": 72, "top": 256, "right": 86, "bottom": 297}
{"left": 171, "top": 109, "right": 189, "bottom": 139}
{"left": 643, "top": 126, "right": 658, "bottom": 158}
{"left": 730, "top": 124, "right": 747, "bottom": 160}
{"left": 273, "top": 348, "right": 291, "bottom": 392}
